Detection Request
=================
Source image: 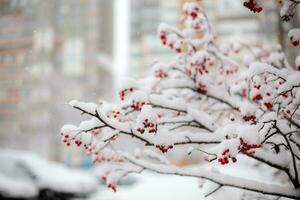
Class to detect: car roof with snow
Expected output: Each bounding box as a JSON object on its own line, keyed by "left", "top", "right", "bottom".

{"left": 0, "top": 172, "right": 38, "bottom": 199}
{"left": 0, "top": 149, "right": 98, "bottom": 194}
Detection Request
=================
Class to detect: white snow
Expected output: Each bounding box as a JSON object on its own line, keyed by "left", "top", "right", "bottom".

{"left": 79, "top": 118, "right": 104, "bottom": 132}
{"left": 0, "top": 150, "right": 98, "bottom": 194}
{"left": 69, "top": 100, "right": 98, "bottom": 114}
{"left": 0, "top": 173, "right": 38, "bottom": 198}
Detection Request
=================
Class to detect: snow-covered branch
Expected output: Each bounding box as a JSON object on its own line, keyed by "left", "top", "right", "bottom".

{"left": 121, "top": 153, "right": 300, "bottom": 199}
{"left": 60, "top": 2, "right": 300, "bottom": 198}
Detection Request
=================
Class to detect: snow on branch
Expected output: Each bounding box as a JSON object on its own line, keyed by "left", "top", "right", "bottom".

{"left": 121, "top": 152, "right": 300, "bottom": 199}
{"left": 60, "top": 2, "right": 300, "bottom": 198}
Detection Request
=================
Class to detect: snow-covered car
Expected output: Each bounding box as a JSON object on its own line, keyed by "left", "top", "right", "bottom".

{"left": 0, "top": 149, "right": 98, "bottom": 200}
{"left": 0, "top": 172, "right": 38, "bottom": 200}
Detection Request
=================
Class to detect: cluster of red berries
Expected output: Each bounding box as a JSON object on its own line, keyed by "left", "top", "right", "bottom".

{"left": 252, "top": 94, "right": 263, "bottom": 102}
{"left": 92, "top": 156, "right": 111, "bottom": 164}
{"left": 136, "top": 127, "right": 144, "bottom": 134}
{"left": 107, "top": 183, "right": 117, "bottom": 192}
{"left": 137, "top": 119, "right": 157, "bottom": 134}
{"left": 263, "top": 102, "right": 273, "bottom": 110}
{"left": 159, "top": 31, "right": 182, "bottom": 53}
{"left": 252, "top": 85, "right": 274, "bottom": 109}
{"left": 112, "top": 110, "right": 121, "bottom": 118}
{"left": 238, "top": 138, "right": 262, "bottom": 154}
{"left": 195, "top": 64, "right": 208, "bottom": 75}
{"left": 155, "top": 69, "right": 168, "bottom": 78}
{"left": 218, "top": 139, "right": 262, "bottom": 165}
{"left": 84, "top": 143, "right": 95, "bottom": 155}
{"left": 160, "top": 31, "right": 167, "bottom": 45}
{"left": 170, "top": 43, "right": 182, "bottom": 53}
{"left": 144, "top": 119, "right": 156, "bottom": 133}
{"left": 193, "top": 57, "right": 211, "bottom": 75}
{"left": 92, "top": 153, "right": 124, "bottom": 164}
{"left": 183, "top": 4, "right": 203, "bottom": 30}
{"left": 253, "top": 84, "right": 261, "bottom": 90}
{"left": 196, "top": 82, "right": 207, "bottom": 94}
{"left": 190, "top": 10, "right": 198, "bottom": 20}
{"left": 155, "top": 144, "right": 173, "bottom": 153}
{"left": 220, "top": 67, "right": 238, "bottom": 76}
{"left": 119, "top": 88, "right": 134, "bottom": 101}
{"left": 92, "top": 155, "right": 102, "bottom": 164}
{"left": 243, "top": 0, "right": 263, "bottom": 13}
{"left": 290, "top": 36, "right": 300, "bottom": 47}
{"left": 218, "top": 149, "right": 237, "bottom": 165}
{"left": 131, "top": 100, "right": 146, "bottom": 110}
{"left": 74, "top": 140, "right": 82, "bottom": 147}
{"left": 101, "top": 174, "right": 119, "bottom": 192}
{"left": 226, "top": 69, "right": 238, "bottom": 76}
{"left": 184, "top": 6, "right": 199, "bottom": 20}
{"left": 61, "top": 133, "right": 71, "bottom": 146}
{"left": 243, "top": 115, "right": 256, "bottom": 122}
{"left": 251, "top": 84, "right": 264, "bottom": 102}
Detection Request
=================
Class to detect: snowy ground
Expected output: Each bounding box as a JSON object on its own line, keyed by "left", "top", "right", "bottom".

{"left": 88, "top": 172, "right": 201, "bottom": 200}
{"left": 87, "top": 171, "right": 240, "bottom": 200}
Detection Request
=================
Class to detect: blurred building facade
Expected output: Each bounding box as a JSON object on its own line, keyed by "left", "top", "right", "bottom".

{"left": 129, "top": 0, "right": 300, "bottom": 73}
{"left": 0, "top": 0, "right": 114, "bottom": 160}
{"left": 128, "top": 0, "right": 283, "bottom": 78}
{"left": 129, "top": 0, "right": 179, "bottom": 77}
{"left": 201, "top": 0, "right": 300, "bottom": 67}
{"left": 201, "top": 0, "right": 279, "bottom": 44}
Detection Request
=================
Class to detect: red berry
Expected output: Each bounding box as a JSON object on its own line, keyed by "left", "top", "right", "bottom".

{"left": 243, "top": 0, "right": 263, "bottom": 13}
{"left": 290, "top": 37, "right": 300, "bottom": 46}
{"left": 263, "top": 102, "right": 273, "bottom": 110}
{"left": 252, "top": 94, "right": 262, "bottom": 102}
{"left": 101, "top": 176, "right": 107, "bottom": 181}
{"left": 190, "top": 11, "right": 198, "bottom": 19}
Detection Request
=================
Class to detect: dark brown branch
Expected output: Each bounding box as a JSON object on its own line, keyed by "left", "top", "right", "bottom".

{"left": 122, "top": 154, "right": 300, "bottom": 199}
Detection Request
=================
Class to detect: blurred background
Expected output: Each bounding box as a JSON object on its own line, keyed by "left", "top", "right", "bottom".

{"left": 0, "top": 0, "right": 300, "bottom": 200}
{"left": 0, "top": 0, "right": 299, "bottom": 199}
